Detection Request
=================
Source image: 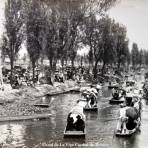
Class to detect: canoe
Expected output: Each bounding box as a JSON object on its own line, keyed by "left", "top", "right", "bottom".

{"left": 83, "top": 103, "right": 98, "bottom": 111}
{"left": 115, "top": 118, "right": 140, "bottom": 136}
{"left": 64, "top": 106, "right": 86, "bottom": 137}
{"left": 64, "top": 127, "right": 86, "bottom": 137}
{"left": 77, "top": 99, "right": 87, "bottom": 103}
{"left": 83, "top": 106, "right": 98, "bottom": 111}
{"left": 109, "top": 95, "right": 125, "bottom": 104}
{"left": 0, "top": 114, "right": 52, "bottom": 122}
{"left": 34, "top": 104, "right": 49, "bottom": 108}
{"left": 109, "top": 99, "right": 124, "bottom": 104}
{"left": 108, "top": 84, "right": 119, "bottom": 89}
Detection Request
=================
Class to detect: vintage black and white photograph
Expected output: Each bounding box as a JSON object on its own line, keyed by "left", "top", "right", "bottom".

{"left": 0, "top": 0, "right": 147, "bottom": 147}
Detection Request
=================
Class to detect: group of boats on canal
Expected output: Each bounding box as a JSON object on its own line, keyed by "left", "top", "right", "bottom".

{"left": 64, "top": 74, "right": 143, "bottom": 138}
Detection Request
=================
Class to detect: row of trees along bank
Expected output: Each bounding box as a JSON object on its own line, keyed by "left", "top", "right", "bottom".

{"left": 1, "top": 0, "right": 147, "bottom": 85}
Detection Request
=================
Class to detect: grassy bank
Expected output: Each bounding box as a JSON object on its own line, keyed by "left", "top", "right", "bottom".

{"left": 0, "top": 80, "right": 80, "bottom": 120}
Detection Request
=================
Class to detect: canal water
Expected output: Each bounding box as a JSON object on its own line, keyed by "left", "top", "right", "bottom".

{"left": 0, "top": 74, "right": 147, "bottom": 148}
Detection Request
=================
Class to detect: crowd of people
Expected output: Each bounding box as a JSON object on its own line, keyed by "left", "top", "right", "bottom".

{"left": 1, "top": 64, "right": 110, "bottom": 90}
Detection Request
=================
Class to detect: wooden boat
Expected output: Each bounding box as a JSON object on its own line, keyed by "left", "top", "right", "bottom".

{"left": 83, "top": 106, "right": 98, "bottom": 111}
{"left": 77, "top": 99, "right": 87, "bottom": 103}
{"left": 109, "top": 99, "right": 124, "bottom": 104}
{"left": 116, "top": 118, "right": 140, "bottom": 136}
{"left": 116, "top": 95, "right": 142, "bottom": 137}
{"left": 83, "top": 101, "right": 98, "bottom": 111}
{"left": 64, "top": 106, "right": 86, "bottom": 137}
{"left": 109, "top": 96, "right": 125, "bottom": 104}
{"left": 64, "top": 127, "right": 86, "bottom": 137}
{"left": 34, "top": 104, "right": 49, "bottom": 108}
{"left": 109, "top": 88, "right": 126, "bottom": 104}
{"left": 108, "top": 83, "right": 119, "bottom": 89}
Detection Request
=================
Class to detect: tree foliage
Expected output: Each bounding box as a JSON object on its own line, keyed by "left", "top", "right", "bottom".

{"left": 3, "top": 0, "right": 147, "bottom": 84}
{"left": 131, "top": 43, "right": 139, "bottom": 68}
{"left": 24, "top": 0, "right": 44, "bottom": 80}
{"left": 3, "top": 0, "right": 24, "bottom": 85}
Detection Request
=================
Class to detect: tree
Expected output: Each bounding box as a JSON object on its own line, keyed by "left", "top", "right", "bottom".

{"left": 139, "top": 49, "right": 144, "bottom": 67}
{"left": 125, "top": 47, "right": 131, "bottom": 70}
{"left": 131, "top": 43, "right": 139, "bottom": 68}
{"left": 43, "top": 8, "right": 59, "bottom": 73}
{"left": 98, "top": 17, "right": 117, "bottom": 75}
{"left": 112, "top": 23, "right": 129, "bottom": 70}
{"left": 4, "top": 0, "right": 24, "bottom": 85}
{"left": 1, "top": 35, "right": 9, "bottom": 63}
{"left": 41, "top": 0, "right": 118, "bottom": 71}
{"left": 25, "top": 0, "right": 43, "bottom": 81}
{"left": 82, "top": 14, "right": 98, "bottom": 73}
{"left": 144, "top": 50, "right": 148, "bottom": 66}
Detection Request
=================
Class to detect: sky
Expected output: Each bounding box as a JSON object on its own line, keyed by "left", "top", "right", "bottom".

{"left": 0, "top": 0, "right": 5, "bottom": 40}
{"left": 0, "top": 0, "right": 148, "bottom": 55}
{"left": 108, "top": 0, "right": 148, "bottom": 50}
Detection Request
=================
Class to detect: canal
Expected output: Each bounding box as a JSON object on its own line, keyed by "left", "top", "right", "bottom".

{"left": 0, "top": 74, "right": 147, "bottom": 148}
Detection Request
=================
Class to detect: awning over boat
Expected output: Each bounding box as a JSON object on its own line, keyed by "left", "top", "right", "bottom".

{"left": 70, "top": 106, "right": 85, "bottom": 121}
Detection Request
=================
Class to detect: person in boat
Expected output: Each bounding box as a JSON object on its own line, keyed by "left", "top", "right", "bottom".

{"left": 82, "top": 86, "right": 98, "bottom": 102}
{"left": 75, "top": 115, "right": 85, "bottom": 132}
{"left": 81, "top": 90, "right": 90, "bottom": 101}
{"left": 89, "top": 93, "right": 95, "bottom": 106}
{"left": 132, "top": 96, "right": 142, "bottom": 119}
{"left": 96, "top": 84, "right": 102, "bottom": 94}
{"left": 89, "top": 85, "right": 98, "bottom": 95}
{"left": 87, "top": 91, "right": 97, "bottom": 108}
{"left": 112, "top": 88, "right": 119, "bottom": 100}
{"left": 109, "top": 81, "right": 111, "bottom": 86}
{"left": 121, "top": 88, "right": 126, "bottom": 96}
{"left": 125, "top": 100, "right": 140, "bottom": 131}
{"left": 125, "top": 109, "right": 138, "bottom": 130}
{"left": 117, "top": 101, "right": 130, "bottom": 133}
{"left": 117, "top": 95, "right": 141, "bottom": 133}
{"left": 66, "top": 113, "right": 75, "bottom": 131}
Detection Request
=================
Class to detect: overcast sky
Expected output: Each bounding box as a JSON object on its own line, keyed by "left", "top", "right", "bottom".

{"left": 109, "top": 0, "right": 148, "bottom": 50}
{"left": 0, "top": 0, "right": 148, "bottom": 51}
{"left": 0, "top": 0, "right": 5, "bottom": 40}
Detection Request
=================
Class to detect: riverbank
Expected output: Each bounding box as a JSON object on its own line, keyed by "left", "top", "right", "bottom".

{"left": 0, "top": 80, "right": 80, "bottom": 120}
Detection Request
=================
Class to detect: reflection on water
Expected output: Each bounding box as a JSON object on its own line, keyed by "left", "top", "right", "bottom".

{"left": 0, "top": 123, "right": 26, "bottom": 147}
{"left": 0, "top": 79, "right": 147, "bottom": 148}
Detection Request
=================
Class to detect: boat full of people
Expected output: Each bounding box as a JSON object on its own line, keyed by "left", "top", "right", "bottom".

{"left": 80, "top": 85, "right": 101, "bottom": 111}
{"left": 64, "top": 106, "right": 86, "bottom": 137}
{"left": 116, "top": 93, "right": 142, "bottom": 136}
{"left": 83, "top": 91, "right": 98, "bottom": 111}
{"left": 109, "top": 88, "right": 126, "bottom": 104}
{"left": 108, "top": 82, "right": 119, "bottom": 89}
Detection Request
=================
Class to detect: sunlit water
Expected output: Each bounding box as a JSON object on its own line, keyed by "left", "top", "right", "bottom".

{"left": 0, "top": 74, "right": 147, "bottom": 148}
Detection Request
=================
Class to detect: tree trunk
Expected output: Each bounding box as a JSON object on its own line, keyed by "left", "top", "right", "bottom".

{"left": 10, "top": 59, "right": 14, "bottom": 86}
{"left": 49, "top": 58, "right": 56, "bottom": 79}
{"left": 49, "top": 58, "right": 53, "bottom": 70}
{"left": 93, "top": 60, "right": 99, "bottom": 79}
{"left": 10, "top": 47, "right": 14, "bottom": 86}
{"left": 80, "top": 57, "right": 83, "bottom": 67}
{"left": 117, "top": 61, "right": 121, "bottom": 71}
{"left": 61, "top": 58, "right": 64, "bottom": 69}
{"left": 71, "top": 59, "right": 75, "bottom": 68}
{"left": 101, "top": 62, "right": 106, "bottom": 76}
{"left": 32, "top": 60, "right": 35, "bottom": 83}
